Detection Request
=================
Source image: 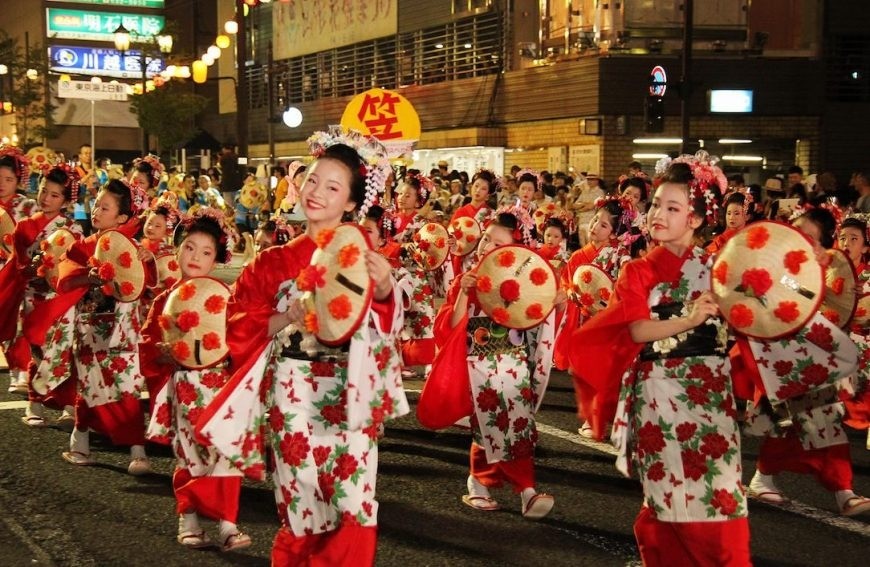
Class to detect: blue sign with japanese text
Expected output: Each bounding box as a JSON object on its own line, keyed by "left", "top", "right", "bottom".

{"left": 49, "top": 45, "right": 164, "bottom": 79}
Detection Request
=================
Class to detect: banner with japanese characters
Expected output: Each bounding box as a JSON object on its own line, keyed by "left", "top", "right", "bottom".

{"left": 273, "top": 0, "right": 396, "bottom": 59}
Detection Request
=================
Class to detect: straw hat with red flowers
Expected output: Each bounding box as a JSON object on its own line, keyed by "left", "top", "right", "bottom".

{"left": 160, "top": 276, "right": 231, "bottom": 369}
{"left": 712, "top": 221, "right": 824, "bottom": 339}
{"left": 448, "top": 216, "right": 481, "bottom": 257}
{"left": 571, "top": 264, "right": 614, "bottom": 317}
{"left": 0, "top": 208, "right": 14, "bottom": 256}
{"left": 299, "top": 223, "right": 374, "bottom": 346}
{"left": 412, "top": 222, "right": 450, "bottom": 269}
{"left": 92, "top": 229, "right": 147, "bottom": 302}
{"left": 37, "top": 228, "right": 78, "bottom": 290}
{"left": 819, "top": 249, "right": 857, "bottom": 328}
{"left": 474, "top": 245, "right": 557, "bottom": 329}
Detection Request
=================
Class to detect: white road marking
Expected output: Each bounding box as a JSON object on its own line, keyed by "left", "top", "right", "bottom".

{"left": 0, "top": 400, "right": 27, "bottom": 410}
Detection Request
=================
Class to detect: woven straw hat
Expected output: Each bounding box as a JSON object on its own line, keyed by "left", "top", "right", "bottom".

{"left": 712, "top": 221, "right": 824, "bottom": 339}
{"left": 93, "top": 229, "right": 147, "bottom": 302}
{"left": 0, "top": 208, "right": 15, "bottom": 255}
{"left": 238, "top": 180, "right": 267, "bottom": 209}
{"left": 161, "top": 276, "right": 231, "bottom": 369}
{"left": 412, "top": 222, "right": 450, "bottom": 269}
{"left": 38, "top": 228, "right": 77, "bottom": 290}
{"left": 851, "top": 293, "right": 870, "bottom": 334}
{"left": 571, "top": 264, "right": 614, "bottom": 316}
{"left": 474, "top": 245, "right": 558, "bottom": 329}
{"left": 155, "top": 253, "right": 181, "bottom": 289}
{"left": 301, "top": 224, "right": 374, "bottom": 346}
{"left": 448, "top": 216, "right": 481, "bottom": 257}
{"left": 532, "top": 202, "right": 564, "bottom": 233}
{"left": 819, "top": 249, "right": 857, "bottom": 328}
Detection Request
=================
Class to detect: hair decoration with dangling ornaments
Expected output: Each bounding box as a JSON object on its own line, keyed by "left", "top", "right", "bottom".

{"left": 133, "top": 154, "right": 164, "bottom": 188}
{"left": 593, "top": 194, "right": 639, "bottom": 234}
{"left": 43, "top": 162, "right": 82, "bottom": 204}
{"left": 473, "top": 167, "right": 502, "bottom": 194}
{"left": 787, "top": 199, "right": 845, "bottom": 232}
{"left": 150, "top": 191, "right": 181, "bottom": 230}
{"left": 178, "top": 206, "right": 235, "bottom": 264}
{"left": 118, "top": 177, "right": 150, "bottom": 216}
{"left": 515, "top": 168, "right": 544, "bottom": 191}
{"left": 307, "top": 125, "right": 391, "bottom": 220}
{"left": 403, "top": 171, "right": 436, "bottom": 204}
{"left": 486, "top": 203, "right": 536, "bottom": 248}
{"left": 655, "top": 150, "right": 727, "bottom": 225}
{"left": 0, "top": 144, "right": 31, "bottom": 186}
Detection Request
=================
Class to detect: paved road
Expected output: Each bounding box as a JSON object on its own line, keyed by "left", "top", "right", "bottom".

{"left": 0, "top": 368, "right": 868, "bottom": 567}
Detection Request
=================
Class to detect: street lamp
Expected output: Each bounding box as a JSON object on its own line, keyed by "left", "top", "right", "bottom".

{"left": 113, "top": 24, "right": 173, "bottom": 155}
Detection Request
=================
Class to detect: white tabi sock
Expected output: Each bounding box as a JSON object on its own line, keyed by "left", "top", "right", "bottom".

{"left": 835, "top": 490, "right": 857, "bottom": 510}
{"left": 130, "top": 444, "right": 147, "bottom": 459}
{"left": 70, "top": 428, "right": 89, "bottom": 454}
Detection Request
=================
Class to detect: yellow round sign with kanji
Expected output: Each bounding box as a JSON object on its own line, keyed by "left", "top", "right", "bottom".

{"left": 341, "top": 88, "right": 421, "bottom": 143}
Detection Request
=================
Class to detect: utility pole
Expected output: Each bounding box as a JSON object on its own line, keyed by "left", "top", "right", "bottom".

{"left": 680, "top": 0, "right": 693, "bottom": 155}
{"left": 235, "top": 0, "right": 249, "bottom": 159}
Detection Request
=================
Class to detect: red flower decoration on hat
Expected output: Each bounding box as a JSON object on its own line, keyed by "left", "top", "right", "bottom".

{"left": 497, "top": 250, "right": 516, "bottom": 268}
{"left": 204, "top": 294, "right": 226, "bottom": 314}
{"left": 328, "top": 294, "right": 352, "bottom": 320}
{"left": 119, "top": 281, "right": 135, "bottom": 297}
{"left": 178, "top": 282, "right": 197, "bottom": 301}
{"left": 168, "top": 259, "right": 179, "bottom": 271}
{"left": 525, "top": 303, "right": 544, "bottom": 320}
{"left": 822, "top": 309, "right": 840, "bottom": 325}
{"left": 830, "top": 276, "right": 845, "bottom": 296}
{"left": 500, "top": 279, "right": 521, "bottom": 304}
{"left": 530, "top": 268, "right": 549, "bottom": 286}
{"left": 746, "top": 226, "right": 770, "bottom": 250}
{"left": 176, "top": 310, "right": 200, "bottom": 332}
{"left": 417, "top": 240, "right": 431, "bottom": 252}
{"left": 580, "top": 292, "right": 594, "bottom": 307}
{"left": 98, "top": 262, "right": 116, "bottom": 281}
{"left": 581, "top": 270, "right": 592, "bottom": 284}
{"left": 314, "top": 228, "right": 335, "bottom": 249}
{"left": 491, "top": 307, "right": 510, "bottom": 325}
{"left": 157, "top": 314, "right": 172, "bottom": 331}
{"left": 118, "top": 251, "right": 133, "bottom": 269}
{"left": 202, "top": 332, "right": 222, "bottom": 351}
{"left": 713, "top": 262, "right": 728, "bottom": 286}
{"left": 101, "top": 283, "right": 114, "bottom": 296}
{"left": 729, "top": 303, "right": 755, "bottom": 328}
{"left": 338, "top": 244, "right": 360, "bottom": 269}
{"left": 476, "top": 275, "right": 493, "bottom": 293}
{"left": 738, "top": 268, "right": 773, "bottom": 302}
{"left": 783, "top": 250, "right": 808, "bottom": 275}
{"left": 599, "top": 287, "right": 611, "bottom": 301}
{"left": 427, "top": 256, "right": 438, "bottom": 268}
{"left": 427, "top": 224, "right": 437, "bottom": 233}
{"left": 297, "top": 264, "right": 327, "bottom": 292}
{"left": 304, "top": 311, "right": 320, "bottom": 334}
{"left": 99, "top": 237, "right": 111, "bottom": 252}
{"left": 436, "top": 237, "right": 446, "bottom": 249}
{"left": 171, "top": 340, "right": 191, "bottom": 361}
{"left": 773, "top": 301, "right": 800, "bottom": 323}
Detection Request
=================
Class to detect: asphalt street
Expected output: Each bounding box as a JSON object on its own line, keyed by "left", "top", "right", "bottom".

{"left": 0, "top": 369, "right": 868, "bottom": 567}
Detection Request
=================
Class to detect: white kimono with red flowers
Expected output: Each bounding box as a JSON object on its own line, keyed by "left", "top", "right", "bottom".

{"left": 196, "top": 236, "right": 409, "bottom": 535}
{"left": 611, "top": 247, "right": 747, "bottom": 522}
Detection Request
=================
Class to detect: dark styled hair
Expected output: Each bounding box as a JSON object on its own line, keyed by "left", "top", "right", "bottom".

{"left": 174, "top": 215, "right": 227, "bottom": 261}
{"left": 659, "top": 162, "right": 721, "bottom": 231}
{"left": 491, "top": 212, "right": 521, "bottom": 242}
{"left": 724, "top": 192, "right": 747, "bottom": 209}
{"left": 517, "top": 172, "right": 539, "bottom": 189}
{"left": 840, "top": 217, "right": 869, "bottom": 245}
{"left": 798, "top": 207, "right": 837, "bottom": 249}
{"left": 402, "top": 175, "right": 428, "bottom": 205}
{"left": 365, "top": 204, "right": 396, "bottom": 239}
{"left": 619, "top": 176, "right": 648, "bottom": 202}
{"left": 257, "top": 219, "right": 291, "bottom": 245}
{"left": 318, "top": 143, "right": 367, "bottom": 209}
{"left": 543, "top": 217, "right": 568, "bottom": 238}
{"left": 136, "top": 160, "right": 156, "bottom": 189}
{"left": 472, "top": 169, "right": 498, "bottom": 194}
{"left": 44, "top": 167, "right": 75, "bottom": 202}
{"left": 103, "top": 179, "right": 134, "bottom": 218}
{"left": 598, "top": 199, "right": 631, "bottom": 237}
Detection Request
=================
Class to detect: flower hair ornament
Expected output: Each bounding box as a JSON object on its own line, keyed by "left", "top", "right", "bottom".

{"left": 133, "top": 154, "right": 164, "bottom": 188}
{"left": 787, "top": 200, "right": 845, "bottom": 232}
{"left": 123, "top": 178, "right": 150, "bottom": 216}
{"left": 487, "top": 204, "right": 536, "bottom": 247}
{"left": 44, "top": 163, "right": 82, "bottom": 204}
{"left": 150, "top": 192, "right": 181, "bottom": 230}
{"left": 0, "top": 144, "right": 31, "bottom": 186}
{"left": 656, "top": 150, "right": 727, "bottom": 225}
{"left": 179, "top": 206, "right": 235, "bottom": 264}
{"left": 593, "top": 194, "right": 639, "bottom": 234}
{"left": 403, "top": 171, "right": 436, "bottom": 204}
{"left": 474, "top": 167, "right": 502, "bottom": 194}
{"left": 515, "top": 168, "right": 544, "bottom": 191}
{"left": 307, "top": 125, "right": 391, "bottom": 220}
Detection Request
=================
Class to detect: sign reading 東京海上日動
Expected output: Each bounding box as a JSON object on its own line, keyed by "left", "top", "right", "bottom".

{"left": 57, "top": 79, "right": 129, "bottom": 102}
{"left": 46, "top": 8, "right": 165, "bottom": 43}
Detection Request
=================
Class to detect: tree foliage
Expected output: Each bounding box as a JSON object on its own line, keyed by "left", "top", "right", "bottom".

{"left": 0, "top": 30, "right": 57, "bottom": 147}
{"left": 130, "top": 81, "right": 208, "bottom": 152}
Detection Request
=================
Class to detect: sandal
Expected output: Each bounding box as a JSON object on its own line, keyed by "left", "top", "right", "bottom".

{"left": 128, "top": 457, "right": 152, "bottom": 476}
{"left": 461, "top": 494, "right": 500, "bottom": 511}
{"left": 840, "top": 495, "right": 870, "bottom": 517}
{"left": 221, "top": 532, "right": 252, "bottom": 552}
{"left": 55, "top": 413, "right": 75, "bottom": 432}
{"left": 522, "top": 493, "right": 555, "bottom": 520}
{"left": 747, "top": 472, "right": 788, "bottom": 505}
{"left": 177, "top": 530, "right": 212, "bottom": 549}
{"left": 21, "top": 415, "right": 47, "bottom": 428}
{"left": 62, "top": 451, "right": 95, "bottom": 466}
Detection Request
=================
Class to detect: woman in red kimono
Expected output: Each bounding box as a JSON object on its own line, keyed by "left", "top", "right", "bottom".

{"left": 840, "top": 217, "right": 870, "bottom": 449}
{"left": 706, "top": 192, "right": 751, "bottom": 255}
{"left": 196, "top": 129, "right": 409, "bottom": 566}
{"left": 0, "top": 165, "right": 81, "bottom": 401}
{"left": 556, "top": 197, "right": 633, "bottom": 438}
{"left": 448, "top": 169, "right": 499, "bottom": 280}
{"left": 0, "top": 147, "right": 36, "bottom": 257}
{"left": 361, "top": 204, "right": 401, "bottom": 267}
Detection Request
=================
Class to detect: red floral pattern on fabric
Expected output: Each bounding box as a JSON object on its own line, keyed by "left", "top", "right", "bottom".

{"left": 314, "top": 229, "right": 334, "bottom": 249}
{"left": 297, "top": 265, "right": 327, "bottom": 292}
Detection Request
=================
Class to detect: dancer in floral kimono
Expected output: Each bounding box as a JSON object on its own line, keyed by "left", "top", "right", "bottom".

{"left": 141, "top": 208, "right": 251, "bottom": 551}
{"left": 448, "top": 169, "right": 498, "bottom": 278}
{"left": 55, "top": 178, "right": 155, "bottom": 475}
{"left": 705, "top": 192, "right": 752, "bottom": 255}
{"left": 575, "top": 155, "right": 751, "bottom": 565}
{"left": 557, "top": 197, "right": 634, "bottom": 439}
{"left": 0, "top": 146, "right": 37, "bottom": 263}
{"left": 138, "top": 195, "right": 180, "bottom": 321}
{"left": 0, "top": 164, "right": 82, "bottom": 418}
{"left": 840, "top": 217, "right": 870, "bottom": 449}
{"left": 196, "top": 128, "right": 408, "bottom": 566}
{"left": 431, "top": 206, "right": 564, "bottom": 520}
{"left": 743, "top": 207, "right": 870, "bottom": 516}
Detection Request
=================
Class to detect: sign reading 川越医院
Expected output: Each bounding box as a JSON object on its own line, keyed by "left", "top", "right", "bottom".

{"left": 46, "top": 0, "right": 165, "bottom": 8}
{"left": 46, "top": 8, "right": 165, "bottom": 43}
{"left": 49, "top": 45, "right": 164, "bottom": 79}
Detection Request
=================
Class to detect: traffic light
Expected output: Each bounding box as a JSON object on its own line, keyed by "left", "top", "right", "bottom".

{"left": 644, "top": 95, "right": 664, "bottom": 133}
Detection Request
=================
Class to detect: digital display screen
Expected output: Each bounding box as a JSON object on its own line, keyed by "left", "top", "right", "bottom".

{"left": 709, "top": 90, "right": 754, "bottom": 113}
